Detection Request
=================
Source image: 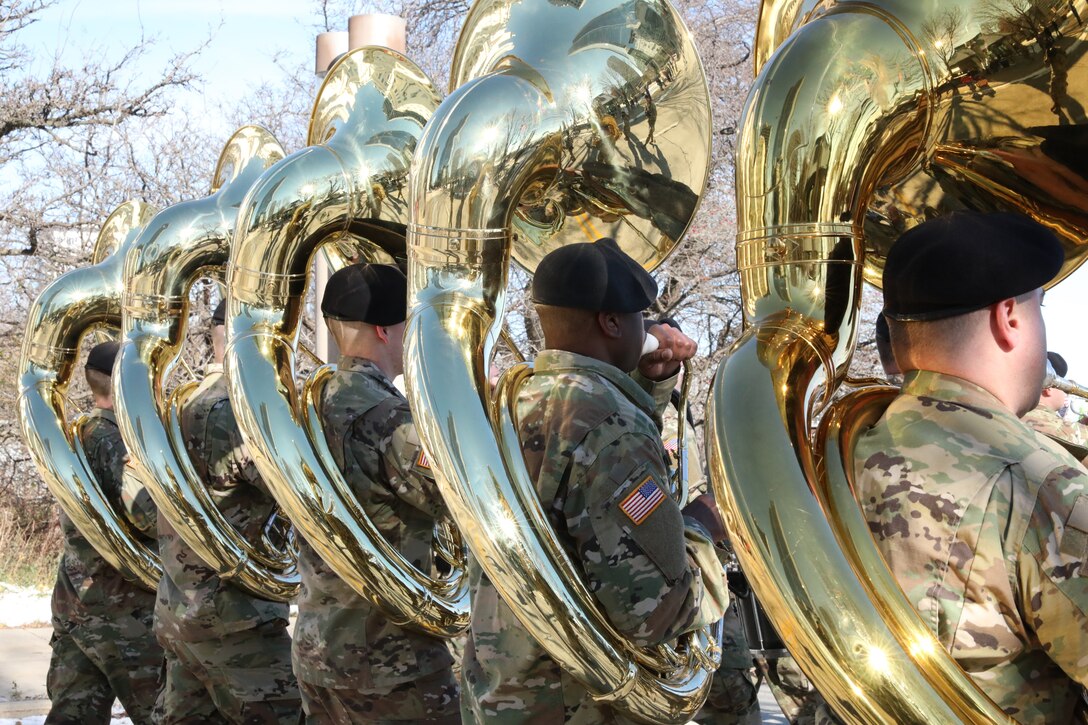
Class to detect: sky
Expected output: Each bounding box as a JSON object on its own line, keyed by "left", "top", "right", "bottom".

{"left": 15, "top": 1, "right": 1088, "bottom": 381}
{"left": 17, "top": 0, "right": 318, "bottom": 130}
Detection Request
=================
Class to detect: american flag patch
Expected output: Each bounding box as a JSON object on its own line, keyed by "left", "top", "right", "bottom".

{"left": 416, "top": 449, "right": 431, "bottom": 469}
{"left": 619, "top": 477, "right": 666, "bottom": 525}
{"left": 663, "top": 438, "right": 679, "bottom": 453}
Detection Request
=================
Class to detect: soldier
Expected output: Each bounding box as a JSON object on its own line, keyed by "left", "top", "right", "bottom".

{"left": 855, "top": 212, "right": 1088, "bottom": 723}
{"left": 294, "top": 263, "right": 459, "bottom": 723}
{"left": 1021, "top": 351, "right": 1088, "bottom": 452}
{"left": 46, "top": 340, "right": 163, "bottom": 724}
{"left": 462, "top": 238, "right": 731, "bottom": 723}
{"left": 154, "top": 302, "right": 300, "bottom": 723}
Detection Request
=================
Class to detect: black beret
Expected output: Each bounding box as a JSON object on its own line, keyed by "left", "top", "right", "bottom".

{"left": 532, "top": 238, "right": 657, "bottom": 313}
{"left": 321, "top": 263, "right": 407, "bottom": 325}
{"left": 211, "top": 300, "right": 226, "bottom": 327}
{"left": 86, "top": 341, "right": 120, "bottom": 375}
{"left": 1047, "top": 351, "right": 1068, "bottom": 378}
{"left": 883, "top": 212, "right": 1063, "bottom": 321}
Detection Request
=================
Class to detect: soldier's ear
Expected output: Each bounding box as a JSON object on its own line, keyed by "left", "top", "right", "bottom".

{"left": 990, "top": 297, "right": 1019, "bottom": 352}
{"left": 375, "top": 325, "right": 391, "bottom": 344}
{"left": 598, "top": 311, "right": 622, "bottom": 339}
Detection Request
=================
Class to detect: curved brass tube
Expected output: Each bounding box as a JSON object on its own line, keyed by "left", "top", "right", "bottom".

{"left": 714, "top": 1, "right": 1088, "bottom": 722}
{"left": 404, "top": 0, "right": 715, "bottom": 719}
{"left": 18, "top": 201, "right": 161, "bottom": 589}
{"left": 224, "top": 47, "right": 469, "bottom": 636}
{"left": 113, "top": 126, "right": 298, "bottom": 602}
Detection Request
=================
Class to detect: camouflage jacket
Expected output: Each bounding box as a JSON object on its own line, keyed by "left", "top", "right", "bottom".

{"left": 55, "top": 408, "right": 156, "bottom": 624}
{"left": 1021, "top": 403, "right": 1088, "bottom": 451}
{"left": 855, "top": 370, "right": 1088, "bottom": 724}
{"left": 155, "top": 366, "right": 288, "bottom": 642}
{"left": 462, "top": 350, "right": 727, "bottom": 724}
{"left": 293, "top": 355, "right": 452, "bottom": 690}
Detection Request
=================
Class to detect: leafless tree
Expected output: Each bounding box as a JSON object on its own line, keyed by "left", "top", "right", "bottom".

{"left": 0, "top": 0, "right": 220, "bottom": 547}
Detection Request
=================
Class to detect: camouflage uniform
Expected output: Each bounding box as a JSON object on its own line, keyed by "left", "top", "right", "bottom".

{"left": 47, "top": 407, "right": 163, "bottom": 725}
{"left": 855, "top": 370, "right": 1088, "bottom": 724}
{"left": 1022, "top": 403, "right": 1088, "bottom": 454}
{"left": 462, "top": 350, "right": 729, "bottom": 724}
{"left": 155, "top": 365, "right": 300, "bottom": 724}
{"left": 294, "top": 355, "right": 459, "bottom": 723}
{"left": 662, "top": 403, "right": 762, "bottom": 725}
{"left": 757, "top": 656, "right": 824, "bottom": 725}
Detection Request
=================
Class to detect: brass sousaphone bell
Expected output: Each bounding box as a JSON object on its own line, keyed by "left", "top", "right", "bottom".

{"left": 711, "top": 0, "right": 1088, "bottom": 722}
{"left": 403, "top": 0, "right": 716, "bottom": 720}
{"left": 18, "top": 201, "right": 161, "bottom": 589}
{"left": 112, "top": 126, "right": 298, "bottom": 602}
{"left": 225, "top": 47, "right": 469, "bottom": 636}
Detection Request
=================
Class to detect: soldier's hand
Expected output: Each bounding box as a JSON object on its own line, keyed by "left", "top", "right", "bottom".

{"left": 638, "top": 323, "right": 697, "bottom": 381}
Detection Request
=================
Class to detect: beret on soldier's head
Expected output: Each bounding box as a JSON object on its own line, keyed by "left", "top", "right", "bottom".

{"left": 86, "top": 341, "right": 120, "bottom": 375}
{"left": 531, "top": 238, "right": 657, "bottom": 313}
{"left": 211, "top": 300, "right": 226, "bottom": 327}
{"left": 1047, "top": 351, "right": 1068, "bottom": 378}
{"left": 882, "top": 211, "right": 1064, "bottom": 322}
{"left": 321, "top": 263, "right": 407, "bottom": 326}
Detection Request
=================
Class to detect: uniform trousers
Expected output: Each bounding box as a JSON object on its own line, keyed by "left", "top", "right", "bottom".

{"left": 155, "top": 619, "right": 300, "bottom": 725}
{"left": 46, "top": 606, "right": 161, "bottom": 725}
{"left": 299, "top": 668, "right": 460, "bottom": 724}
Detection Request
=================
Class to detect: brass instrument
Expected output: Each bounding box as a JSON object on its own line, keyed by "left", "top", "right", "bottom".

{"left": 112, "top": 126, "right": 298, "bottom": 602}
{"left": 1043, "top": 371, "right": 1088, "bottom": 402}
{"left": 225, "top": 48, "right": 469, "bottom": 635}
{"left": 18, "top": 201, "right": 161, "bottom": 589}
{"left": 403, "top": 0, "right": 717, "bottom": 720}
{"left": 711, "top": 0, "right": 1088, "bottom": 722}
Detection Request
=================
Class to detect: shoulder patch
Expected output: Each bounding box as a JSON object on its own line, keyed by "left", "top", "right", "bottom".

{"left": 619, "top": 476, "right": 666, "bottom": 525}
{"left": 416, "top": 449, "right": 431, "bottom": 470}
{"left": 663, "top": 438, "right": 679, "bottom": 454}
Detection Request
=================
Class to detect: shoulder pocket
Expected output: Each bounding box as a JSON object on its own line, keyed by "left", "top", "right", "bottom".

{"left": 604, "top": 463, "right": 688, "bottom": 583}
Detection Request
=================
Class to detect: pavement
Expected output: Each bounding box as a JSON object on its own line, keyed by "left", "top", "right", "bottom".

{"left": 0, "top": 625, "right": 788, "bottom": 722}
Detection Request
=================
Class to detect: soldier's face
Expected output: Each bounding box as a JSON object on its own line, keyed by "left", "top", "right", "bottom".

{"left": 1017, "top": 289, "right": 1048, "bottom": 415}
{"left": 616, "top": 311, "right": 646, "bottom": 372}
{"left": 385, "top": 321, "right": 407, "bottom": 376}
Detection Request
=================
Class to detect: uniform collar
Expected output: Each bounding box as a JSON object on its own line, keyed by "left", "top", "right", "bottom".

{"left": 337, "top": 355, "right": 391, "bottom": 381}
{"left": 89, "top": 407, "right": 117, "bottom": 425}
{"left": 901, "top": 370, "right": 1020, "bottom": 426}
{"left": 532, "top": 349, "right": 655, "bottom": 416}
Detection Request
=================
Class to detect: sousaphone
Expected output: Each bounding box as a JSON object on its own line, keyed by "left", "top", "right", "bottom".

{"left": 403, "top": 0, "right": 717, "bottom": 720}
{"left": 18, "top": 201, "right": 160, "bottom": 588}
{"left": 225, "top": 47, "right": 468, "bottom": 635}
{"left": 711, "top": 0, "right": 1088, "bottom": 722}
{"left": 113, "top": 126, "right": 297, "bottom": 602}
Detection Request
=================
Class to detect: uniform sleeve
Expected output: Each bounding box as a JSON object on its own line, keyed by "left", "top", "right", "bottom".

{"left": 1017, "top": 464, "right": 1088, "bottom": 686}
{"left": 120, "top": 467, "right": 158, "bottom": 536}
{"left": 85, "top": 425, "right": 157, "bottom": 536}
{"left": 568, "top": 430, "right": 719, "bottom": 648}
{"left": 224, "top": 410, "right": 269, "bottom": 495}
{"left": 354, "top": 398, "right": 445, "bottom": 520}
{"left": 631, "top": 370, "right": 679, "bottom": 423}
